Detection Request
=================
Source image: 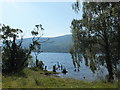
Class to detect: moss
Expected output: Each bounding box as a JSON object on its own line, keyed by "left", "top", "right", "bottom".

{"left": 2, "top": 68, "right": 118, "bottom": 88}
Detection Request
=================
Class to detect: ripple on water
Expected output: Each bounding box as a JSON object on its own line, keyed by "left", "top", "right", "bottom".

{"left": 31, "top": 52, "right": 108, "bottom": 81}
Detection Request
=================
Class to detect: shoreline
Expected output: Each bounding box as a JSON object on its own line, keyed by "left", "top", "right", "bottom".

{"left": 2, "top": 68, "right": 118, "bottom": 88}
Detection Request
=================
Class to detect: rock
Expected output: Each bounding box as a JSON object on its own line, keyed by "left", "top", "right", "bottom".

{"left": 62, "top": 68, "right": 68, "bottom": 74}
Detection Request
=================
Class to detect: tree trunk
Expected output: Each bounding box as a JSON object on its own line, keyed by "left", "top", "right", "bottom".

{"left": 104, "top": 36, "right": 114, "bottom": 82}
{"left": 11, "top": 36, "right": 16, "bottom": 72}
{"left": 105, "top": 48, "right": 114, "bottom": 82}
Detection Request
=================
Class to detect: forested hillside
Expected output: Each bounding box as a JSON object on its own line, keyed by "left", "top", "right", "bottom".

{"left": 19, "top": 34, "right": 72, "bottom": 53}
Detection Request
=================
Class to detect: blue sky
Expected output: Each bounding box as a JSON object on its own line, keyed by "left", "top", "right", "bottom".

{"left": 0, "top": 2, "right": 82, "bottom": 38}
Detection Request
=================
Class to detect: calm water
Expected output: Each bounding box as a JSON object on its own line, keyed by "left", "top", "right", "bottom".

{"left": 31, "top": 53, "right": 108, "bottom": 82}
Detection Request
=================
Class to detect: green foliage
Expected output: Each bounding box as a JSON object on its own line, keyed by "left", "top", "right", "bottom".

{"left": 36, "top": 61, "right": 44, "bottom": 70}
{"left": 0, "top": 25, "right": 29, "bottom": 72}
{"left": 68, "top": 47, "right": 74, "bottom": 55}
{"left": 31, "top": 31, "right": 38, "bottom": 36}
{"left": 2, "top": 45, "right": 29, "bottom": 72}
{"left": 31, "top": 24, "right": 44, "bottom": 67}
{"left": 71, "top": 2, "right": 120, "bottom": 81}
{"left": 0, "top": 24, "right": 44, "bottom": 73}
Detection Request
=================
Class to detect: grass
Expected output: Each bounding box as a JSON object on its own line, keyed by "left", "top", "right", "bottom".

{"left": 2, "top": 68, "right": 118, "bottom": 88}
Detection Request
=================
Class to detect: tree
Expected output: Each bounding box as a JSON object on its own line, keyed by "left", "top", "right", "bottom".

{"left": 71, "top": 1, "right": 120, "bottom": 82}
{"left": 31, "top": 24, "right": 44, "bottom": 67}
{"left": 0, "top": 24, "right": 44, "bottom": 73}
{"left": 69, "top": 19, "right": 84, "bottom": 71}
{"left": 70, "top": 19, "right": 97, "bottom": 72}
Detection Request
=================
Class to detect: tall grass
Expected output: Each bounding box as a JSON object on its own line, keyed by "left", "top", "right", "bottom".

{"left": 2, "top": 68, "right": 118, "bottom": 88}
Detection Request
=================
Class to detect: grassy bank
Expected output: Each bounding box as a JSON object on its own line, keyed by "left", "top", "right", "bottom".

{"left": 2, "top": 68, "right": 118, "bottom": 88}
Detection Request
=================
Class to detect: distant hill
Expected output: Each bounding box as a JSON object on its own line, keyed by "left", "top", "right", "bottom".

{"left": 20, "top": 34, "right": 72, "bottom": 53}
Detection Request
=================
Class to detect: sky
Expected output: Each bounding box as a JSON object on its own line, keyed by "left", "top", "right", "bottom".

{"left": 0, "top": 2, "right": 82, "bottom": 38}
